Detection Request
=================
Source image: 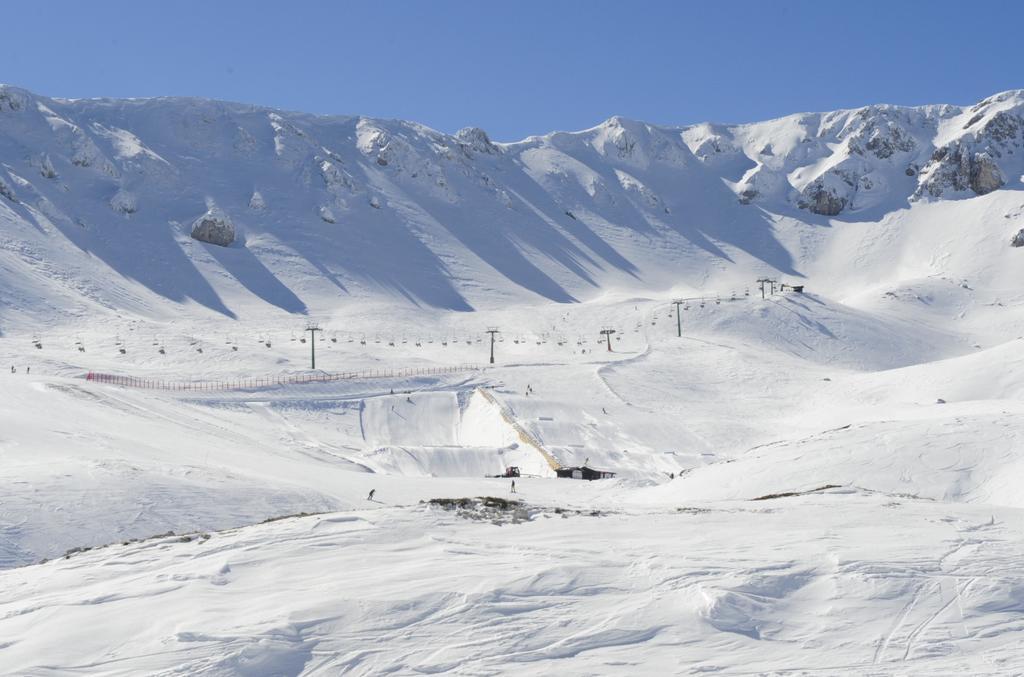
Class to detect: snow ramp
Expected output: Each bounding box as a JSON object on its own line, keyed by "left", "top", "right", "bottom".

{"left": 358, "top": 389, "right": 558, "bottom": 477}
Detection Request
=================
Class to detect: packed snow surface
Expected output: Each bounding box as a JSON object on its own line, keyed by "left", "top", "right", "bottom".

{"left": 1, "top": 86, "right": 1024, "bottom": 674}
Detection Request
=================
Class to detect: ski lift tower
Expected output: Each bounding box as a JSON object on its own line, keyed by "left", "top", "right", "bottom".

{"left": 486, "top": 327, "right": 499, "bottom": 364}
{"left": 305, "top": 323, "right": 321, "bottom": 369}
{"left": 672, "top": 299, "right": 684, "bottom": 337}
{"left": 600, "top": 328, "right": 616, "bottom": 352}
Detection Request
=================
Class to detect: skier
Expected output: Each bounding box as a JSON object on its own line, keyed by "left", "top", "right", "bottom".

{"left": 25, "top": 366, "right": 29, "bottom": 375}
{"left": 9, "top": 366, "right": 14, "bottom": 374}
{"left": 367, "top": 489, "right": 376, "bottom": 501}
{"left": 511, "top": 480, "right": 516, "bottom": 493}
{"left": 602, "top": 407, "right": 608, "bottom": 414}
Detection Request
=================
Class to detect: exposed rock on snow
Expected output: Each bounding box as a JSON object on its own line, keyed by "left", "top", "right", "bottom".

{"left": 1012, "top": 228, "right": 1024, "bottom": 247}
{"left": 319, "top": 159, "right": 357, "bottom": 197}
{"left": 0, "top": 86, "right": 27, "bottom": 112}
{"left": 846, "top": 109, "right": 918, "bottom": 160}
{"left": 920, "top": 145, "right": 1005, "bottom": 197}
{"left": 319, "top": 205, "right": 336, "bottom": 223}
{"left": 0, "top": 176, "right": 16, "bottom": 202}
{"left": 109, "top": 189, "right": 137, "bottom": 215}
{"left": 455, "top": 127, "right": 499, "bottom": 155}
{"left": 738, "top": 187, "right": 758, "bottom": 205}
{"left": 190, "top": 209, "right": 236, "bottom": 247}
{"left": 248, "top": 190, "right": 265, "bottom": 210}
{"left": 798, "top": 177, "right": 849, "bottom": 216}
{"left": 969, "top": 153, "right": 1004, "bottom": 195}
{"left": 38, "top": 154, "right": 57, "bottom": 179}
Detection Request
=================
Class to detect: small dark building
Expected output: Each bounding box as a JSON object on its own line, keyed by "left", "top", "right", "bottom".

{"left": 555, "top": 466, "right": 616, "bottom": 480}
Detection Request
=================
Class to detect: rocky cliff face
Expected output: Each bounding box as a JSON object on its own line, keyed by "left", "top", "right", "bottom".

{"left": 682, "top": 93, "right": 1024, "bottom": 216}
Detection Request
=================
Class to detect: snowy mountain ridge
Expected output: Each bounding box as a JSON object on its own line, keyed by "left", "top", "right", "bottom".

{"left": 5, "top": 87, "right": 1024, "bottom": 675}
{"left": 1, "top": 84, "right": 1023, "bottom": 323}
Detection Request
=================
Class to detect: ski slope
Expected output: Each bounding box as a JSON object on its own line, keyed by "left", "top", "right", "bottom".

{"left": 1, "top": 86, "right": 1024, "bottom": 675}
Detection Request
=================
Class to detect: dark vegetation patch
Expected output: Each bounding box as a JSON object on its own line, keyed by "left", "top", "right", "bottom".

{"left": 751, "top": 484, "right": 842, "bottom": 501}
{"left": 424, "top": 496, "right": 532, "bottom": 524}
{"left": 56, "top": 530, "right": 213, "bottom": 564}
{"left": 261, "top": 511, "right": 320, "bottom": 524}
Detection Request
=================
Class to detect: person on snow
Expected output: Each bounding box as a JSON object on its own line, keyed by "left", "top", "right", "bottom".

{"left": 511, "top": 480, "right": 516, "bottom": 493}
{"left": 367, "top": 489, "right": 376, "bottom": 501}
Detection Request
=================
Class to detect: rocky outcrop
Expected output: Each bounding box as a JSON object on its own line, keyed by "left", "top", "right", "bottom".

{"left": 796, "top": 169, "right": 863, "bottom": 216}
{"left": 0, "top": 176, "right": 16, "bottom": 202}
{"left": 0, "top": 86, "right": 27, "bottom": 112}
{"left": 798, "top": 180, "right": 847, "bottom": 216}
{"left": 846, "top": 110, "right": 918, "bottom": 160}
{"left": 919, "top": 144, "right": 1004, "bottom": 197}
{"left": 455, "top": 127, "right": 499, "bottom": 155}
{"left": 190, "top": 210, "right": 235, "bottom": 247}
{"left": 38, "top": 154, "right": 57, "bottom": 179}
{"left": 1012, "top": 228, "right": 1024, "bottom": 247}
{"left": 969, "top": 152, "right": 1004, "bottom": 195}
{"left": 109, "top": 189, "right": 137, "bottom": 215}
{"left": 738, "top": 187, "right": 758, "bottom": 205}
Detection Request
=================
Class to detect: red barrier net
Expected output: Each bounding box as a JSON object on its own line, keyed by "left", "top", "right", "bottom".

{"left": 84, "top": 364, "right": 479, "bottom": 391}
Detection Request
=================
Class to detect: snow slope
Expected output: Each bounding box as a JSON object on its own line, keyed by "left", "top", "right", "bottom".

{"left": 2, "top": 87, "right": 1024, "bottom": 674}
{"left": 1, "top": 85, "right": 1024, "bottom": 327}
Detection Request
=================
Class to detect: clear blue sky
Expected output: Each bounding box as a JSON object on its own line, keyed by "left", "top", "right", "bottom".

{"left": 5, "top": 0, "right": 1022, "bottom": 141}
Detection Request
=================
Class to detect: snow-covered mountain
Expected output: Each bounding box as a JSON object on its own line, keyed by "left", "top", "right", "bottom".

{"left": 4, "top": 86, "right": 1024, "bottom": 674}
{"left": 2, "top": 84, "right": 1023, "bottom": 326}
